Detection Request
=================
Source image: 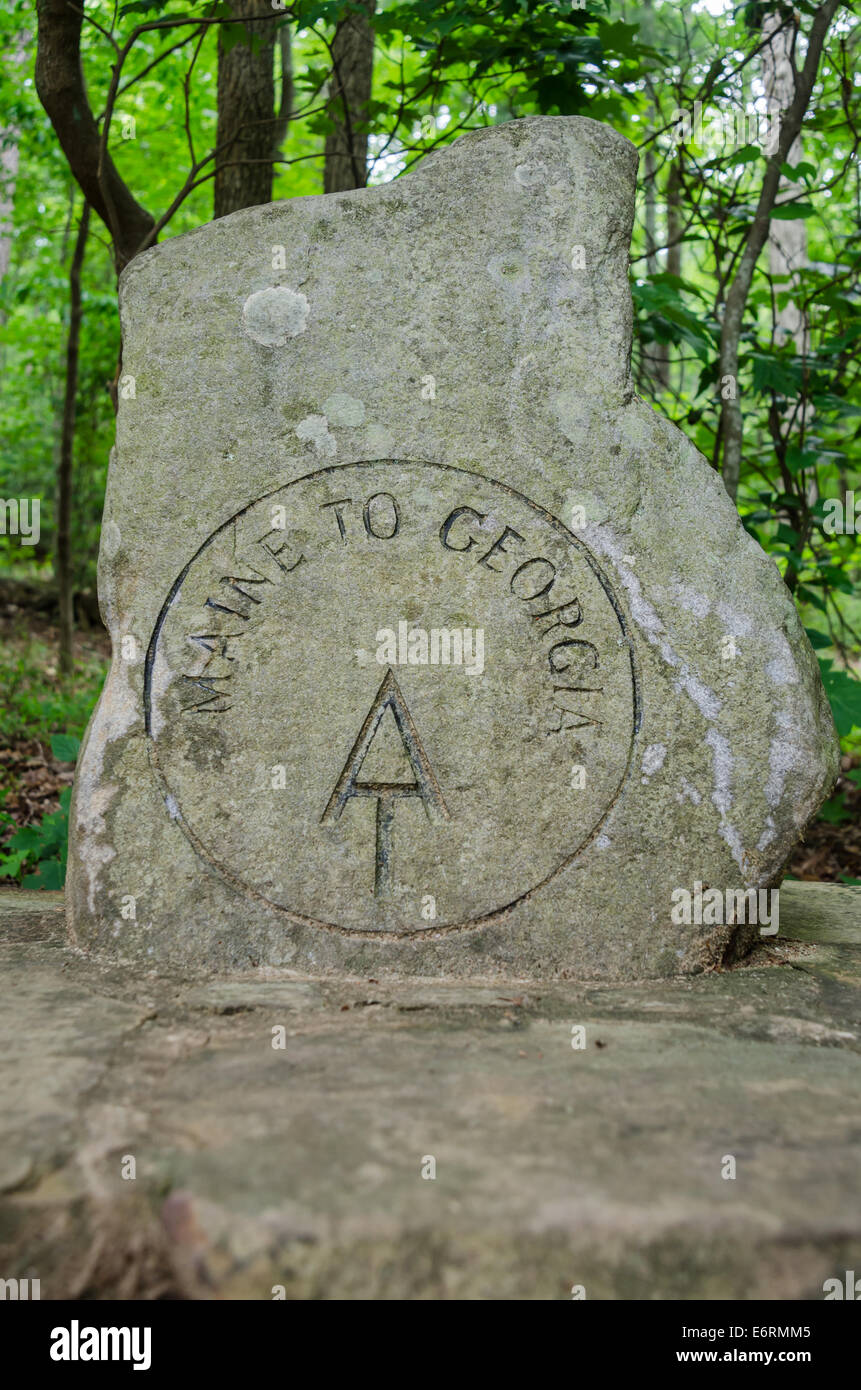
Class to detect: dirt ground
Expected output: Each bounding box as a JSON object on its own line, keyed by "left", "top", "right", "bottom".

{"left": 789, "top": 756, "right": 861, "bottom": 882}
{"left": 0, "top": 587, "right": 109, "bottom": 876}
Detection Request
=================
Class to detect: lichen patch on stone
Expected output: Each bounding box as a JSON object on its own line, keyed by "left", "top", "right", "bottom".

{"left": 321, "top": 393, "right": 365, "bottom": 427}
{"left": 295, "top": 414, "right": 336, "bottom": 456}
{"left": 242, "top": 286, "right": 309, "bottom": 346}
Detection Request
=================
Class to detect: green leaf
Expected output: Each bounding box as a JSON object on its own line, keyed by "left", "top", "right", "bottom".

{"left": 33, "top": 814, "right": 66, "bottom": 854}
{"left": 818, "top": 792, "right": 851, "bottom": 825}
{"left": 51, "top": 733, "right": 80, "bottom": 763}
{"left": 797, "top": 588, "right": 827, "bottom": 614}
{"left": 786, "top": 445, "right": 818, "bottom": 476}
{"left": 750, "top": 352, "right": 801, "bottom": 396}
{"left": 7, "top": 825, "right": 43, "bottom": 852}
{"left": 771, "top": 203, "right": 815, "bottom": 220}
{"left": 818, "top": 659, "right": 861, "bottom": 739}
{"left": 23, "top": 859, "right": 64, "bottom": 890}
{"left": 775, "top": 523, "right": 800, "bottom": 546}
{"left": 784, "top": 160, "right": 817, "bottom": 182}
{"left": 0, "top": 850, "right": 29, "bottom": 878}
{"left": 721, "top": 144, "right": 762, "bottom": 169}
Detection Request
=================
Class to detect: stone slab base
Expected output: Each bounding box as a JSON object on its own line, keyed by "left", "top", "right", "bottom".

{"left": 1, "top": 882, "right": 859, "bottom": 1300}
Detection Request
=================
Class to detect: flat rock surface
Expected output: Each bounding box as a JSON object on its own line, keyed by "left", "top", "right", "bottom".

{"left": 1, "top": 882, "right": 859, "bottom": 1300}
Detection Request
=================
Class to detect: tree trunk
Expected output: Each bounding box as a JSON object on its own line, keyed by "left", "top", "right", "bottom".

{"left": 57, "top": 203, "right": 90, "bottom": 676}
{"left": 717, "top": 0, "right": 840, "bottom": 504}
{"left": 214, "top": 0, "right": 278, "bottom": 219}
{"left": 640, "top": 0, "right": 670, "bottom": 388}
{"left": 272, "top": 27, "right": 293, "bottom": 159}
{"left": 0, "top": 31, "right": 27, "bottom": 290}
{"left": 34, "top": 0, "right": 154, "bottom": 271}
{"left": 0, "top": 132, "right": 19, "bottom": 290}
{"left": 761, "top": 11, "right": 809, "bottom": 354}
{"left": 666, "top": 159, "right": 682, "bottom": 280}
{"left": 324, "top": 1, "right": 376, "bottom": 194}
{"left": 643, "top": 146, "right": 669, "bottom": 388}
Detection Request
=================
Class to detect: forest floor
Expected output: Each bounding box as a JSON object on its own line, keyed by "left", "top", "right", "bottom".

{"left": 790, "top": 756, "right": 861, "bottom": 882}
{"left": 0, "top": 583, "right": 859, "bottom": 884}
{"left": 0, "top": 583, "right": 108, "bottom": 882}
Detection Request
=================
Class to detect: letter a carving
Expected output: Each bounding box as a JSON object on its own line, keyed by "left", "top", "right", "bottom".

{"left": 321, "top": 668, "right": 449, "bottom": 897}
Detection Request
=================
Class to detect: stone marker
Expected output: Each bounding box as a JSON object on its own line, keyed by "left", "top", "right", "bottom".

{"left": 68, "top": 116, "right": 838, "bottom": 980}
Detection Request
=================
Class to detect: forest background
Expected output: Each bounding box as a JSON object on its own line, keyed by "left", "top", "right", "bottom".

{"left": 0, "top": 0, "right": 859, "bottom": 887}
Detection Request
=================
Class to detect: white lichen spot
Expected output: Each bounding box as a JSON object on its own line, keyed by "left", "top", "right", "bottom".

{"left": 715, "top": 601, "right": 753, "bottom": 637}
{"left": 102, "top": 518, "right": 122, "bottom": 560}
{"left": 677, "top": 778, "right": 702, "bottom": 806}
{"left": 322, "top": 393, "right": 365, "bottom": 427}
{"left": 669, "top": 580, "right": 711, "bottom": 619}
{"left": 148, "top": 646, "right": 174, "bottom": 741}
{"left": 595, "top": 833, "right": 612, "bottom": 849}
{"left": 764, "top": 714, "right": 804, "bottom": 808}
{"left": 75, "top": 652, "right": 140, "bottom": 912}
{"left": 705, "top": 727, "right": 733, "bottom": 817}
{"left": 514, "top": 160, "right": 548, "bottom": 189}
{"left": 165, "top": 793, "right": 181, "bottom": 821}
{"left": 242, "top": 286, "right": 309, "bottom": 346}
{"left": 584, "top": 522, "right": 722, "bottom": 721}
{"left": 295, "top": 414, "right": 336, "bottom": 457}
{"left": 364, "top": 424, "right": 395, "bottom": 457}
{"left": 705, "top": 726, "right": 745, "bottom": 869}
{"left": 642, "top": 743, "right": 667, "bottom": 777}
{"left": 765, "top": 633, "right": 799, "bottom": 686}
{"left": 757, "top": 816, "right": 777, "bottom": 851}
{"left": 673, "top": 670, "right": 721, "bottom": 722}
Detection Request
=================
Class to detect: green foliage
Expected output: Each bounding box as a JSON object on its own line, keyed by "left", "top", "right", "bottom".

{"left": 0, "top": 637, "right": 105, "bottom": 743}
{"left": 0, "top": 0, "right": 656, "bottom": 593}
{"left": 0, "top": 735, "right": 83, "bottom": 888}
{"left": 0, "top": 0, "right": 859, "bottom": 841}
{"left": 50, "top": 733, "right": 82, "bottom": 763}
{"left": 0, "top": 786, "right": 70, "bottom": 888}
{"left": 0, "top": 628, "right": 102, "bottom": 888}
{"left": 626, "top": 0, "right": 861, "bottom": 758}
{"left": 818, "top": 659, "right": 861, "bottom": 743}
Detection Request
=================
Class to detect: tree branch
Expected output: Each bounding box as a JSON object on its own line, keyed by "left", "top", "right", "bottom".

{"left": 717, "top": 0, "right": 843, "bottom": 503}
{"left": 35, "top": 0, "right": 155, "bottom": 270}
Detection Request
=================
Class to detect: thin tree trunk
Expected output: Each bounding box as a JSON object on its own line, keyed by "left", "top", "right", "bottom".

{"left": 35, "top": 0, "right": 154, "bottom": 270}
{"left": 0, "top": 33, "right": 25, "bottom": 289}
{"left": 214, "top": 0, "right": 277, "bottom": 218}
{"left": 643, "top": 146, "right": 669, "bottom": 388}
{"left": 665, "top": 159, "right": 683, "bottom": 397}
{"left": 761, "top": 11, "right": 809, "bottom": 353}
{"left": 272, "top": 26, "right": 293, "bottom": 159}
{"left": 57, "top": 202, "right": 90, "bottom": 676}
{"left": 666, "top": 159, "right": 682, "bottom": 280}
{"left": 640, "top": 0, "right": 669, "bottom": 388}
{"left": 717, "top": 0, "right": 840, "bottom": 503}
{"left": 324, "top": 0, "right": 376, "bottom": 193}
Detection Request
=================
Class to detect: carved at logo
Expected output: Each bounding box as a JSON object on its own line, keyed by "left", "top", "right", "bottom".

{"left": 145, "top": 460, "right": 639, "bottom": 936}
{"left": 321, "top": 667, "right": 449, "bottom": 897}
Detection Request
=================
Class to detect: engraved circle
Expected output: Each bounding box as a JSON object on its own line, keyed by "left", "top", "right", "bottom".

{"left": 144, "top": 460, "right": 639, "bottom": 937}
